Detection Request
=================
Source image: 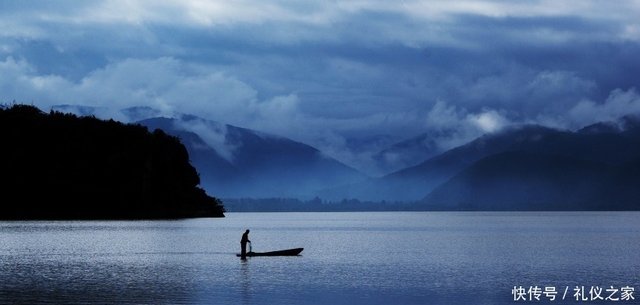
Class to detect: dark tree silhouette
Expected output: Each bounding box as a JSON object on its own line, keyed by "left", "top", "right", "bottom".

{"left": 0, "top": 104, "right": 224, "bottom": 219}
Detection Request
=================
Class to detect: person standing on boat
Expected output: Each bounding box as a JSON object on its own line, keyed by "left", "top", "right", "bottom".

{"left": 240, "top": 229, "right": 251, "bottom": 258}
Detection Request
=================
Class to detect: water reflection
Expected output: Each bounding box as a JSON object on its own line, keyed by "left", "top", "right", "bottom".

{"left": 240, "top": 259, "right": 251, "bottom": 305}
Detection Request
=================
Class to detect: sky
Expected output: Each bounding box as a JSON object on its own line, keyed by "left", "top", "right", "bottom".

{"left": 2, "top": 1, "right": 640, "bottom": 174}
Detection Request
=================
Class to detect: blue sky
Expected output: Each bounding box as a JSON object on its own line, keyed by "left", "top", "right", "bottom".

{"left": 2, "top": 1, "right": 640, "bottom": 172}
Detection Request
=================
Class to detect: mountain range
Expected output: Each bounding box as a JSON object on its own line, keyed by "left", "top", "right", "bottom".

{"left": 420, "top": 117, "right": 640, "bottom": 210}
{"left": 137, "top": 115, "right": 365, "bottom": 198}
{"left": 50, "top": 104, "right": 640, "bottom": 210}
{"left": 324, "top": 115, "right": 640, "bottom": 209}
{"left": 51, "top": 105, "right": 365, "bottom": 198}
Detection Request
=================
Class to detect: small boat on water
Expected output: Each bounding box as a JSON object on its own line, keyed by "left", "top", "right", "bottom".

{"left": 237, "top": 248, "right": 303, "bottom": 257}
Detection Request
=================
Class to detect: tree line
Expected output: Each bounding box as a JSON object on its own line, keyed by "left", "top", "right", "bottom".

{"left": 0, "top": 104, "right": 224, "bottom": 219}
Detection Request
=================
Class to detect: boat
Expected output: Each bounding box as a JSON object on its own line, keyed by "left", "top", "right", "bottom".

{"left": 236, "top": 248, "right": 303, "bottom": 257}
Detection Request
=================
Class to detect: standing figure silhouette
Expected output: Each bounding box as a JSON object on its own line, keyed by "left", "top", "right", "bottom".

{"left": 240, "top": 229, "right": 251, "bottom": 259}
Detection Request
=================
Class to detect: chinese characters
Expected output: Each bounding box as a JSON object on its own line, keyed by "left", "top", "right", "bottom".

{"left": 513, "top": 286, "right": 635, "bottom": 302}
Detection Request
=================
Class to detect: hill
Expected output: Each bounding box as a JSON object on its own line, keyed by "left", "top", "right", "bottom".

{"left": 323, "top": 119, "right": 640, "bottom": 202}
{"left": 0, "top": 105, "right": 224, "bottom": 219}
{"left": 138, "top": 115, "right": 365, "bottom": 198}
{"left": 420, "top": 151, "right": 616, "bottom": 210}
{"left": 371, "top": 131, "right": 446, "bottom": 175}
{"left": 421, "top": 150, "right": 640, "bottom": 210}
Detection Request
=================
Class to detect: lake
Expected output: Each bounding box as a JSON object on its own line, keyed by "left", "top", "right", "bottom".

{"left": 1, "top": 212, "right": 639, "bottom": 304}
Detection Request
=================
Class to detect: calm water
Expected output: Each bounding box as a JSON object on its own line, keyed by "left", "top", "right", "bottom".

{"left": 1, "top": 212, "right": 639, "bottom": 304}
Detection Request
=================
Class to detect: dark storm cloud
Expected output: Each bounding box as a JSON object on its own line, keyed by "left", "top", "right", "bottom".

{"left": 1, "top": 1, "right": 640, "bottom": 173}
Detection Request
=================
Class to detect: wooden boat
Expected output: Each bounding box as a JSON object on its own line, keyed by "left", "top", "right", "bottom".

{"left": 237, "top": 247, "right": 303, "bottom": 257}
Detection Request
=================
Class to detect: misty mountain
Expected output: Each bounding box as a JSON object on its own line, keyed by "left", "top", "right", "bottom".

{"left": 51, "top": 104, "right": 105, "bottom": 117}
{"left": 138, "top": 115, "right": 365, "bottom": 198}
{"left": 371, "top": 131, "right": 448, "bottom": 175}
{"left": 48, "top": 104, "right": 366, "bottom": 198}
{"left": 577, "top": 114, "right": 640, "bottom": 137}
{"left": 323, "top": 125, "right": 568, "bottom": 201}
{"left": 421, "top": 151, "right": 640, "bottom": 210}
{"left": 421, "top": 151, "right": 611, "bottom": 210}
{"left": 324, "top": 117, "right": 640, "bottom": 202}
{"left": 51, "top": 104, "right": 167, "bottom": 122}
{"left": 120, "top": 106, "right": 165, "bottom": 122}
{"left": 48, "top": 103, "right": 640, "bottom": 209}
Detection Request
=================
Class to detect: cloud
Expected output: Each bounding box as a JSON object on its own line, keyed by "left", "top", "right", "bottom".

{"left": 0, "top": 56, "right": 257, "bottom": 121}
{"left": 425, "top": 100, "right": 465, "bottom": 131}
{"left": 2, "top": 1, "right": 640, "bottom": 175}
{"left": 0, "top": 55, "right": 314, "bottom": 147}
{"left": 424, "top": 100, "right": 511, "bottom": 150}
{"left": 174, "top": 118, "right": 238, "bottom": 162}
{"left": 426, "top": 101, "right": 509, "bottom": 135}
{"left": 76, "top": 57, "right": 260, "bottom": 119}
{"left": 463, "top": 67, "right": 597, "bottom": 114}
{"left": 2, "top": 53, "right": 637, "bottom": 175}
{"left": 3, "top": 1, "right": 639, "bottom": 52}
{"left": 469, "top": 110, "right": 509, "bottom": 133}
{"left": 568, "top": 88, "right": 640, "bottom": 127}
{"left": 0, "top": 56, "right": 75, "bottom": 105}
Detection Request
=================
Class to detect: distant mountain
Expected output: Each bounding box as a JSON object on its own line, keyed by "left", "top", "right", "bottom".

{"left": 51, "top": 105, "right": 168, "bottom": 122}
{"left": 323, "top": 118, "right": 640, "bottom": 202}
{"left": 120, "top": 106, "right": 165, "bottom": 122}
{"left": 47, "top": 105, "right": 366, "bottom": 198}
{"left": 577, "top": 114, "right": 640, "bottom": 137}
{"left": 51, "top": 104, "right": 104, "bottom": 117}
{"left": 323, "top": 125, "right": 567, "bottom": 201}
{"left": 47, "top": 104, "right": 640, "bottom": 209}
{"left": 344, "top": 134, "right": 397, "bottom": 155}
{"left": 422, "top": 149, "right": 640, "bottom": 210}
{"left": 371, "top": 132, "right": 446, "bottom": 175}
{"left": 421, "top": 151, "right": 622, "bottom": 210}
{"left": 138, "top": 115, "right": 365, "bottom": 198}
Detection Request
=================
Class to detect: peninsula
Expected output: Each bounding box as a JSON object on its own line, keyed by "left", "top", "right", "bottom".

{"left": 0, "top": 105, "right": 224, "bottom": 219}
